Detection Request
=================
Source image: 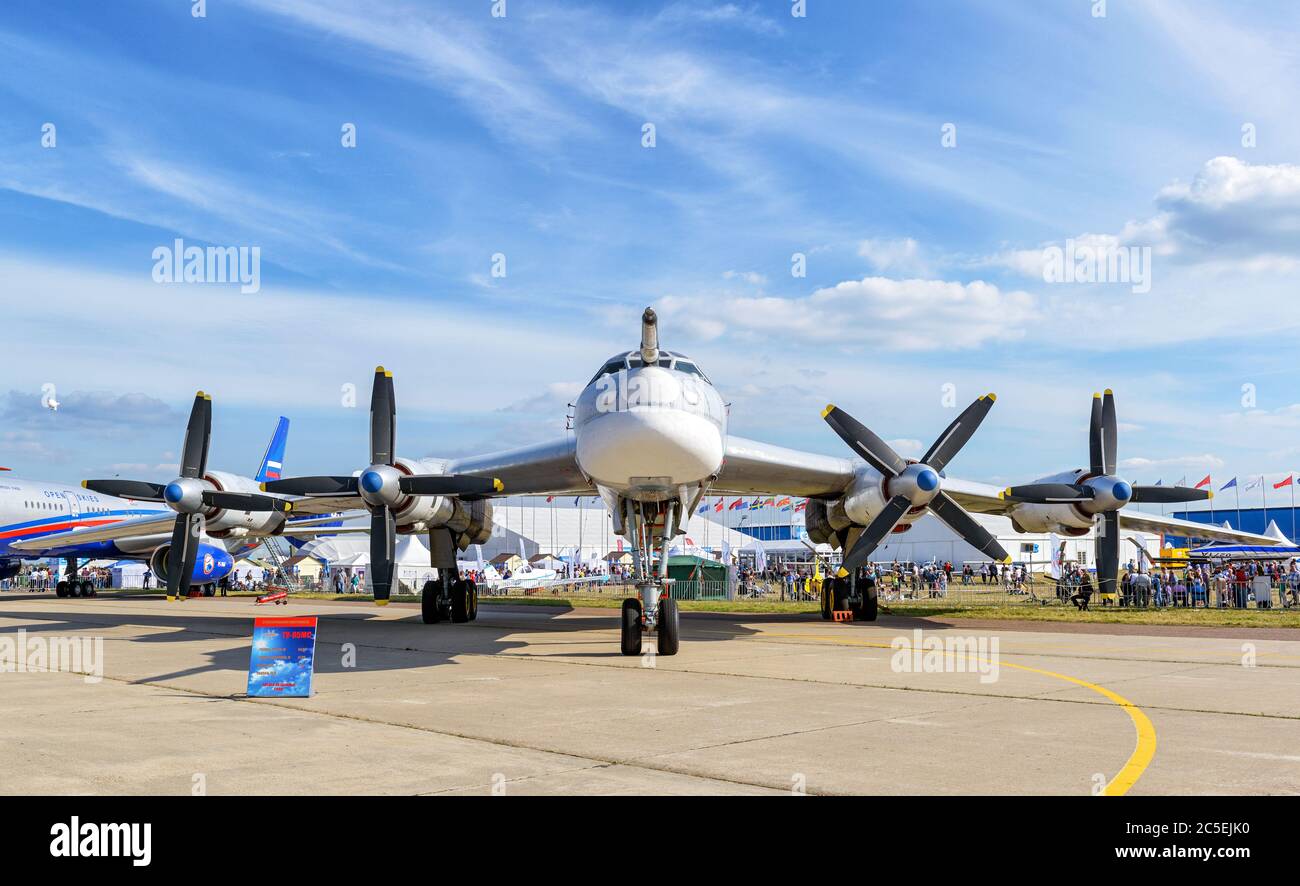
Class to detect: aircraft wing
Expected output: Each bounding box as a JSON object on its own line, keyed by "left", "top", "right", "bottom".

{"left": 710, "top": 442, "right": 1285, "bottom": 548}
{"left": 940, "top": 478, "right": 1284, "bottom": 545}
{"left": 1113, "top": 510, "right": 1282, "bottom": 545}
{"left": 8, "top": 512, "right": 177, "bottom": 552}
{"left": 712, "top": 435, "right": 855, "bottom": 497}
{"left": 443, "top": 437, "right": 593, "bottom": 496}
{"left": 8, "top": 511, "right": 368, "bottom": 553}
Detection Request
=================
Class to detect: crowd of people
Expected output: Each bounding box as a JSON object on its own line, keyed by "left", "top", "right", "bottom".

{"left": 1058, "top": 558, "right": 1300, "bottom": 610}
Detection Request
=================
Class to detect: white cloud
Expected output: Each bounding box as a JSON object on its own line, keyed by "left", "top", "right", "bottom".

{"left": 989, "top": 157, "right": 1300, "bottom": 277}
{"left": 659, "top": 276, "right": 1038, "bottom": 351}
{"left": 857, "top": 238, "right": 927, "bottom": 275}
{"left": 1119, "top": 454, "right": 1225, "bottom": 472}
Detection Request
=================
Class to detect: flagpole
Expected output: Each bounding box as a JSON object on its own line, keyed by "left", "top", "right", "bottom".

{"left": 1262, "top": 475, "right": 1268, "bottom": 531}
{"left": 1235, "top": 483, "right": 1241, "bottom": 530}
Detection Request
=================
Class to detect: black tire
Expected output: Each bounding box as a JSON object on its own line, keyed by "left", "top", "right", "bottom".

{"left": 451, "top": 579, "right": 470, "bottom": 623}
{"left": 421, "top": 580, "right": 442, "bottom": 624}
{"left": 858, "top": 579, "right": 879, "bottom": 622}
{"left": 820, "top": 581, "right": 832, "bottom": 620}
{"left": 466, "top": 580, "right": 478, "bottom": 621}
{"left": 657, "top": 597, "right": 680, "bottom": 656}
{"left": 55, "top": 581, "right": 68, "bottom": 598}
{"left": 83, "top": 581, "right": 97, "bottom": 598}
{"left": 830, "top": 576, "right": 849, "bottom": 612}
{"left": 620, "top": 598, "right": 643, "bottom": 656}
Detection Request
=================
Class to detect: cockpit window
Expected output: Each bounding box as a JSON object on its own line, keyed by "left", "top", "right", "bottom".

{"left": 587, "top": 357, "right": 627, "bottom": 385}
{"left": 675, "top": 361, "right": 710, "bottom": 383}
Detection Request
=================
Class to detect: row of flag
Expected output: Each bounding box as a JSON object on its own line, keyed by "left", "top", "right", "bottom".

{"left": 696, "top": 497, "right": 806, "bottom": 514}
{"left": 1160, "top": 474, "right": 1296, "bottom": 492}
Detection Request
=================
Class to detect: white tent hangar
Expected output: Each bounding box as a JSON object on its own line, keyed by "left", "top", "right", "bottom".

{"left": 299, "top": 535, "right": 437, "bottom": 592}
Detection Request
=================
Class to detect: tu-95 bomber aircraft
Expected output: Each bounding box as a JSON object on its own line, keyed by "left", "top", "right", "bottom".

{"left": 240, "top": 308, "right": 1277, "bottom": 656}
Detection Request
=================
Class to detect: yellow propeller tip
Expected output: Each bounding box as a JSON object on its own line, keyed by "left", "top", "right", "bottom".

{"left": 284, "top": 501, "right": 294, "bottom": 512}
{"left": 836, "top": 567, "right": 849, "bottom": 578}
{"left": 1003, "top": 556, "right": 1013, "bottom": 564}
{"left": 258, "top": 482, "right": 267, "bottom": 492}
{"left": 1093, "top": 392, "right": 1101, "bottom": 399}
{"left": 80, "top": 480, "right": 88, "bottom": 488}
{"left": 1104, "top": 388, "right": 1113, "bottom": 395}
{"left": 493, "top": 478, "right": 504, "bottom": 492}
{"left": 374, "top": 599, "right": 389, "bottom": 607}
{"left": 987, "top": 393, "right": 997, "bottom": 402}
{"left": 821, "top": 404, "right": 835, "bottom": 418}
{"left": 1207, "top": 491, "right": 1214, "bottom": 500}
{"left": 374, "top": 365, "right": 385, "bottom": 373}
{"left": 165, "top": 595, "right": 176, "bottom": 602}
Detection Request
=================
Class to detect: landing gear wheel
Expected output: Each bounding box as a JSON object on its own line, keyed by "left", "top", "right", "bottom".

{"left": 466, "top": 580, "right": 478, "bottom": 621}
{"left": 820, "top": 581, "right": 832, "bottom": 620}
{"left": 657, "top": 597, "right": 680, "bottom": 656}
{"left": 854, "top": 579, "right": 878, "bottom": 622}
{"left": 620, "top": 598, "right": 643, "bottom": 656}
{"left": 55, "top": 581, "right": 68, "bottom": 598}
{"left": 82, "top": 581, "right": 97, "bottom": 597}
{"left": 421, "top": 580, "right": 443, "bottom": 624}
{"left": 451, "top": 579, "right": 471, "bottom": 623}
{"left": 831, "top": 576, "right": 849, "bottom": 612}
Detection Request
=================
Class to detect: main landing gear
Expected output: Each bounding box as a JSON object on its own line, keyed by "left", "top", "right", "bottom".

{"left": 421, "top": 573, "right": 478, "bottom": 625}
{"left": 821, "top": 570, "right": 877, "bottom": 622}
{"left": 55, "top": 557, "right": 96, "bottom": 598}
{"left": 617, "top": 498, "right": 683, "bottom": 657}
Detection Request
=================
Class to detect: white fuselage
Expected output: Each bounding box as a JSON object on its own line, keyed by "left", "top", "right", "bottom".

{"left": 0, "top": 477, "right": 169, "bottom": 561}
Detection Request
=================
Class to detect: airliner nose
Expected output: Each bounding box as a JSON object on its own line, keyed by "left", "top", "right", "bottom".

{"left": 577, "top": 408, "right": 724, "bottom": 490}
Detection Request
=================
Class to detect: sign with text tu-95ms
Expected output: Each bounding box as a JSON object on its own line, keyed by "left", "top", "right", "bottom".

{"left": 247, "top": 616, "right": 318, "bottom": 698}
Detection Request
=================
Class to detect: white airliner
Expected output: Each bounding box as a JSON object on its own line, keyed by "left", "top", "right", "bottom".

{"left": 261, "top": 308, "right": 1278, "bottom": 655}
{"left": 6, "top": 411, "right": 358, "bottom": 598}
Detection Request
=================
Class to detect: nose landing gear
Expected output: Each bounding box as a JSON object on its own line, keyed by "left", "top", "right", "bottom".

{"left": 617, "top": 498, "right": 683, "bottom": 656}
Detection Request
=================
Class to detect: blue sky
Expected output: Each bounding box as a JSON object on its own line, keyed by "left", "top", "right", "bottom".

{"left": 3, "top": 0, "right": 1300, "bottom": 504}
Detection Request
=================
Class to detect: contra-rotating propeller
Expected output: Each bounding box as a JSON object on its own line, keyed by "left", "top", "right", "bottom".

{"left": 822, "top": 394, "right": 1011, "bottom": 575}
{"left": 83, "top": 392, "right": 291, "bottom": 600}
{"left": 261, "top": 367, "right": 502, "bottom": 604}
{"left": 998, "top": 389, "right": 1211, "bottom": 596}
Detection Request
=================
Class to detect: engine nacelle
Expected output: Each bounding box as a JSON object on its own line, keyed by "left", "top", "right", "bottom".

{"left": 804, "top": 499, "right": 835, "bottom": 545}
{"left": 201, "top": 470, "right": 290, "bottom": 537}
{"left": 0, "top": 560, "right": 22, "bottom": 581}
{"left": 149, "top": 542, "right": 234, "bottom": 586}
{"left": 1006, "top": 502, "right": 1093, "bottom": 535}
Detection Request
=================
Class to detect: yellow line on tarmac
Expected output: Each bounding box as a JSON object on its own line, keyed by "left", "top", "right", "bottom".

{"left": 753, "top": 630, "right": 1156, "bottom": 796}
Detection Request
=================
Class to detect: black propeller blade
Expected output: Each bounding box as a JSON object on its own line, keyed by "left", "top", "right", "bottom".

{"left": 1089, "top": 392, "right": 1105, "bottom": 476}
{"left": 81, "top": 479, "right": 166, "bottom": 501}
{"left": 369, "top": 506, "right": 396, "bottom": 604}
{"left": 202, "top": 491, "right": 292, "bottom": 513}
{"left": 261, "top": 476, "right": 361, "bottom": 497}
{"left": 167, "top": 514, "right": 201, "bottom": 600}
{"left": 1101, "top": 389, "right": 1118, "bottom": 476}
{"left": 821, "top": 405, "right": 908, "bottom": 477}
{"left": 823, "top": 395, "right": 1008, "bottom": 571}
{"left": 1129, "top": 485, "right": 1211, "bottom": 504}
{"left": 928, "top": 492, "right": 1009, "bottom": 561}
{"left": 1001, "top": 483, "right": 1095, "bottom": 504}
{"left": 398, "top": 475, "right": 503, "bottom": 496}
{"left": 1096, "top": 510, "right": 1121, "bottom": 598}
{"left": 920, "top": 394, "right": 997, "bottom": 474}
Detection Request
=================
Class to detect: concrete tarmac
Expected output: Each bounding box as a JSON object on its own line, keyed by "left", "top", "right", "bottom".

{"left": 0, "top": 595, "right": 1296, "bottom": 795}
